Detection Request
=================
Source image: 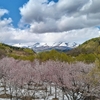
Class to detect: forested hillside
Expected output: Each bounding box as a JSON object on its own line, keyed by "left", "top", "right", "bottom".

{"left": 0, "top": 43, "right": 35, "bottom": 61}
{"left": 67, "top": 37, "right": 100, "bottom": 55}
{"left": 0, "top": 37, "right": 100, "bottom": 63}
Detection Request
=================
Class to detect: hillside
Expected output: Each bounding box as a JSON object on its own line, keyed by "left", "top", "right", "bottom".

{"left": 1, "top": 37, "right": 100, "bottom": 63}
{"left": 0, "top": 43, "right": 35, "bottom": 61}
{"left": 67, "top": 37, "right": 100, "bottom": 56}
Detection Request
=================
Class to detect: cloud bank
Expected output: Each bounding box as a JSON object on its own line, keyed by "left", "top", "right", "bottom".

{"left": 0, "top": 0, "right": 100, "bottom": 45}
{"left": 20, "top": 0, "right": 100, "bottom": 33}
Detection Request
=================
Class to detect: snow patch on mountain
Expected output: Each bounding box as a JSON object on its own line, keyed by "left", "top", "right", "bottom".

{"left": 12, "top": 42, "right": 79, "bottom": 52}
{"left": 13, "top": 43, "right": 28, "bottom": 48}
{"left": 33, "top": 43, "right": 49, "bottom": 47}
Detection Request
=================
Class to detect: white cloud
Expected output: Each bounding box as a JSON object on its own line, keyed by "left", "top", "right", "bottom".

{"left": 81, "top": 0, "right": 100, "bottom": 14}
{"left": 40, "top": 28, "right": 100, "bottom": 44}
{"left": 0, "top": 9, "right": 13, "bottom": 43}
{"left": 0, "top": 1, "right": 100, "bottom": 45}
{"left": 0, "top": 23, "right": 100, "bottom": 45}
{"left": 0, "top": 9, "right": 8, "bottom": 17}
{"left": 19, "top": 0, "right": 100, "bottom": 33}
{"left": 0, "top": 11, "right": 99, "bottom": 45}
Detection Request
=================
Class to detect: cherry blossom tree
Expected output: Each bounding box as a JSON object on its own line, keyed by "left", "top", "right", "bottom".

{"left": 0, "top": 57, "right": 99, "bottom": 100}
{"left": 40, "top": 60, "right": 95, "bottom": 100}
{"left": 0, "top": 57, "right": 16, "bottom": 95}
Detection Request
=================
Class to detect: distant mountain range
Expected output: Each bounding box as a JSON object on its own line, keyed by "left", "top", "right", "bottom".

{"left": 13, "top": 42, "right": 79, "bottom": 52}
{"left": 0, "top": 37, "right": 100, "bottom": 60}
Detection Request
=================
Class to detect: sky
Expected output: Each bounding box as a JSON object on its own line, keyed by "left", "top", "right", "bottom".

{"left": 0, "top": 0, "right": 100, "bottom": 45}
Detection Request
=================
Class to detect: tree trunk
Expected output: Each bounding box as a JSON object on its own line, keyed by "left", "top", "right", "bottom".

{"left": 55, "top": 85, "right": 57, "bottom": 98}
{"left": 62, "top": 91, "right": 64, "bottom": 100}
{"left": 15, "top": 87, "right": 18, "bottom": 100}
{"left": 4, "top": 81, "right": 7, "bottom": 94}
{"left": 9, "top": 86, "right": 13, "bottom": 100}
{"left": 49, "top": 84, "right": 52, "bottom": 94}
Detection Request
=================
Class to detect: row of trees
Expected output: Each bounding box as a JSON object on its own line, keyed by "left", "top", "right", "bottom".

{"left": 0, "top": 57, "right": 100, "bottom": 100}
{"left": 36, "top": 50, "right": 96, "bottom": 63}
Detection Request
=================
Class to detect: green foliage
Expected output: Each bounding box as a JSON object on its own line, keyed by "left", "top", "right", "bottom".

{"left": 8, "top": 54, "right": 35, "bottom": 61}
{"left": 1, "top": 37, "right": 100, "bottom": 63}
{"left": 66, "top": 37, "right": 100, "bottom": 63}
{"left": 87, "top": 58, "right": 100, "bottom": 86}
{"left": 23, "top": 48, "right": 35, "bottom": 54}
{"left": 36, "top": 50, "right": 73, "bottom": 63}
{"left": 0, "top": 49, "right": 6, "bottom": 58}
{"left": 0, "top": 43, "right": 35, "bottom": 61}
{"left": 76, "top": 54, "right": 96, "bottom": 63}
{"left": 67, "top": 37, "right": 100, "bottom": 56}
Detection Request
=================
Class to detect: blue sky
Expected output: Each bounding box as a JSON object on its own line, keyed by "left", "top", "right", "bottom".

{"left": 0, "top": 0, "right": 29, "bottom": 27}
{"left": 0, "top": 0, "right": 58, "bottom": 27}
{"left": 0, "top": 0, "right": 100, "bottom": 45}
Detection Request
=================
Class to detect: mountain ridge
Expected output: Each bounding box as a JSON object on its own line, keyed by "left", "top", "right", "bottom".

{"left": 12, "top": 42, "right": 78, "bottom": 52}
{"left": 67, "top": 37, "right": 100, "bottom": 56}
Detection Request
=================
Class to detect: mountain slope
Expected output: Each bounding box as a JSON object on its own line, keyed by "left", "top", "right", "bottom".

{"left": 12, "top": 42, "right": 78, "bottom": 52}
{"left": 0, "top": 43, "right": 35, "bottom": 60}
{"left": 31, "top": 42, "right": 78, "bottom": 52}
{"left": 67, "top": 37, "right": 100, "bottom": 56}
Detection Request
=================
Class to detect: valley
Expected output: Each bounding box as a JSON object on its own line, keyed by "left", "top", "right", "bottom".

{"left": 0, "top": 37, "right": 100, "bottom": 100}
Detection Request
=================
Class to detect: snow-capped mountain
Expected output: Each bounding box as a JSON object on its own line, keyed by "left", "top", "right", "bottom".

{"left": 13, "top": 43, "right": 29, "bottom": 48}
{"left": 12, "top": 42, "right": 79, "bottom": 52}
{"left": 33, "top": 43, "right": 49, "bottom": 48}
{"left": 32, "top": 42, "right": 78, "bottom": 48}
